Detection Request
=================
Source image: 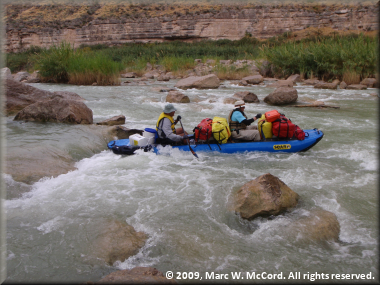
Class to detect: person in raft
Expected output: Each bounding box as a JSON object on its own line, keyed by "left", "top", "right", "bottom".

{"left": 228, "top": 100, "right": 262, "bottom": 142}
{"left": 156, "top": 103, "right": 189, "bottom": 145}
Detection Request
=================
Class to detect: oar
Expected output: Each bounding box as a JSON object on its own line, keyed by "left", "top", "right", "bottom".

{"left": 179, "top": 119, "right": 198, "bottom": 159}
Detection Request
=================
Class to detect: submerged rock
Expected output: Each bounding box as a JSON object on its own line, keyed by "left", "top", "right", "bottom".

{"left": 97, "top": 267, "right": 177, "bottom": 284}
{"left": 234, "top": 173, "right": 299, "bottom": 220}
{"left": 92, "top": 219, "right": 147, "bottom": 265}
{"left": 108, "top": 125, "right": 143, "bottom": 139}
{"left": 14, "top": 97, "right": 93, "bottom": 124}
{"left": 288, "top": 209, "right": 341, "bottom": 242}
{"left": 264, "top": 87, "right": 298, "bottom": 105}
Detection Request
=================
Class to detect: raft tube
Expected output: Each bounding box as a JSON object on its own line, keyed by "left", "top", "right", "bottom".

{"left": 107, "top": 129, "right": 324, "bottom": 155}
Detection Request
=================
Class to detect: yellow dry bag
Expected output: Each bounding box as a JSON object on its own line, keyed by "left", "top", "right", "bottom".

{"left": 258, "top": 114, "right": 273, "bottom": 139}
{"left": 212, "top": 117, "right": 231, "bottom": 144}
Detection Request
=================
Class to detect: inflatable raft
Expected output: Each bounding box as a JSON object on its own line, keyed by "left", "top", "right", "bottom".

{"left": 107, "top": 128, "right": 324, "bottom": 155}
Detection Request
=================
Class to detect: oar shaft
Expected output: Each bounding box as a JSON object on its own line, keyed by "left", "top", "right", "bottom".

{"left": 179, "top": 119, "right": 198, "bottom": 159}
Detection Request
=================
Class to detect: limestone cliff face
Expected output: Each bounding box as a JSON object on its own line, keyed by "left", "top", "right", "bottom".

{"left": 5, "top": 3, "right": 378, "bottom": 53}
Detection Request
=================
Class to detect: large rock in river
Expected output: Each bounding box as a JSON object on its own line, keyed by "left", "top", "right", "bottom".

{"left": 234, "top": 173, "right": 299, "bottom": 220}
{"left": 175, "top": 74, "right": 220, "bottom": 89}
{"left": 233, "top": 91, "right": 260, "bottom": 103}
{"left": 97, "top": 267, "right": 177, "bottom": 284}
{"left": 241, "top": 75, "right": 263, "bottom": 85}
{"left": 264, "top": 87, "right": 298, "bottom": 105}
{"left": 166, "top": 91, "right": 190, "bottom": 103}
{"left": 14, "top": 97, "right": 93, "bottom": 124}
{"left": 5, "top": 78, "right": 85, "bottom": 115}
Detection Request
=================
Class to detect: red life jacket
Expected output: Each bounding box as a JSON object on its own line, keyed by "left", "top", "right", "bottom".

{"left": 193, "top": 118, "right": 213, "bottom": 142}
{"left": 272, "top": 115, "right": 296, "bottom": 139}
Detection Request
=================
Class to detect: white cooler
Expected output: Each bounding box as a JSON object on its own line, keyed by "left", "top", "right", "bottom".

{"left": 129, "top": 134, "right": 148, "bottom": 146}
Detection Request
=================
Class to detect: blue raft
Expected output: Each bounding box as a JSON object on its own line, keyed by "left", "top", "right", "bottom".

{"left": 107, "top": 129, "right": 324, "bottom": 155}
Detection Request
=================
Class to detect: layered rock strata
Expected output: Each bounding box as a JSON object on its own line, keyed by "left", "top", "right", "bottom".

{"left": 5, "top": 3, "right": 378, "bottom": 52}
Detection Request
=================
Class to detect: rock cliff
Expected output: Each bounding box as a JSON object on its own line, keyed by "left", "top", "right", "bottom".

{"left": 5, "top": 3, "right": 378, "bottom": 53}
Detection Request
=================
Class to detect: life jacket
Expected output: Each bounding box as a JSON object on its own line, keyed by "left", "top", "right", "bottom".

{"left": 212, "top": 117, "right": 231, "bottom": 144}
{"left": 228, "top": 109, "right": 247, "bottom": 131}
{"left": 272, "top": 115, "right": 296, "bottom": 139}
{"left": 156, "top": 112, "right": 175, "bottom": 138}
{"left": 257, "top": 114, "right": 273, "bottom": 139}
{"left": 193, "top": 118, "right": 213, "bottom": 142}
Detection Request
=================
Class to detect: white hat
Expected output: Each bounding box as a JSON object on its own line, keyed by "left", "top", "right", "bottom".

{"left": 234, "top": 100, "right": 245, "bottom": 107}
{"left": 163, "top": 103, "right": 177, "bottom": 113}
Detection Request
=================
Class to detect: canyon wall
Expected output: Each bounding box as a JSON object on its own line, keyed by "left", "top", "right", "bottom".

{"left": 5, "top": 3, "right": 379, "bottom": 53}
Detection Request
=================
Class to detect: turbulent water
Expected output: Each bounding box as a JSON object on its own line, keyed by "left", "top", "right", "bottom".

{"left": 3, "top": 79, "right": 378, "bottom": 283}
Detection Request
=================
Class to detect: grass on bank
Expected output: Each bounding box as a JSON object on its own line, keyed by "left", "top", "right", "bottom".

{"left": 6, "top": 33, "right": 378, "bottom": 85}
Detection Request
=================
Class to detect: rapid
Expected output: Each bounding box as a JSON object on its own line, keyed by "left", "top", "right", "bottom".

{"left": 3, "top": 79, "right": 378, "bottom": 283}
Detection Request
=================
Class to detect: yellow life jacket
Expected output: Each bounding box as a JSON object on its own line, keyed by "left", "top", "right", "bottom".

{"left": 257, "top": 114, "right": 273, "bottom": 139}
{"left": 212, "top": 117, "right": 231, "bottom": 144}
{"left": 156, "top": 112, "right": 175, "bottom": 138}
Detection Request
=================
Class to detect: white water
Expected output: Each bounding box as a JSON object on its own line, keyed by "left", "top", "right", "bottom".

{"left": 3, "top": 80, "right": 378, "bottom": 283}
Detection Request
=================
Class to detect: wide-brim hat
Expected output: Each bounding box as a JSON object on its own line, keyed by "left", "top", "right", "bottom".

{"left": 163, "top": 103, "right": 177, "bottom": 113}
{"left": 234, "top": 100, "right": 245, "bottom": 107}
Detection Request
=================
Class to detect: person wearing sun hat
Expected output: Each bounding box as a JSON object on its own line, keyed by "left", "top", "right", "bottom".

{"left": 156, "top": 103, "right": 188, "bottom": 144}
{"left": 228, "top": 100, "right": 262, "bottom": 141}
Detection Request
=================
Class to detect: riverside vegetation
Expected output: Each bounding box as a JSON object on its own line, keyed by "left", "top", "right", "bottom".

{"left": 6, "top": 32, "right": 377, "bottom": 86}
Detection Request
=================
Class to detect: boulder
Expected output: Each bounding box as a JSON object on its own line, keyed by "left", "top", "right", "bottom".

{"left": 108, "top": 126, "right": 143, "bottom": 139}
{"left": 13, "top": 71, "right": 31, "bottom": 82}
{"left": 5, "top": 78, "right": 85, "bottom": 115}
{"left": 267, "top": 79, "right": 294, "bottom": 88}
{"left": 241, "top": 75, "right": 263, "bottom": 85}
{"left": 1, "top": 67, "right": 13, "bottom": 80}
{"left": 97, "top": 267, "right": 177, "bottom": 284}
{"left": 92, "top": 220, "right": 147, "bottom": 265}
{"left": 157, "top": 74, "right": 171, "bottom": 81}
{"left": 233, "top": 91, "right": 260, "bottom": 103}
{"left": 339, "top": 81, "right": 347, "bottom": 89}
{"left": 346, "top": 84, "right": 368, "bottom": 90}
{"left": 314, "top": 81, "right": 338, "bottom": 89}
{"left": 25, "top": 71, "right": 41, "bottom": 83}
{"left": 264, "top": 87, "right": 298, "bottom": 105}
{"left": 166, "top": 91, "right": 190, "bottom": 103}
{"left": 175, "top": 74, "right": 220, "bottom": 90}
{"left": 14, "top": 97, "right": 93, "bottom": 124}
{"left": 302, "top": 79, "right": 321, "bottom": 86}
{"left": 287, "top": 74, "right": 301, "bottom": 83}
{"left": 234, "top": 173, "right": 299, "bottom": 220}
{"left": 97, "top": 115, "right": 126, "bottom": 126}
{"left": 5, "top": 78, "right": 55, "bottom": 115}
{"left": 360, "top": 78, "right": 378, "bottom": 88}
{"left": 288, "top": 209, "right": 340, "bottom": 242}
{"left": 223, "top": 97, "right": 239, "bottom": 104}
{"left": 52, "top": 91, "right": 85, "bottom": 101}
{"left": 121, "top": 72, "right": 138, "bottom": 78}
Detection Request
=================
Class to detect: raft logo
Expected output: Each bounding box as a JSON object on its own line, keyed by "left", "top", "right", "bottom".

{"left": 273, "top": 144, "right": 291, "bottom": 150}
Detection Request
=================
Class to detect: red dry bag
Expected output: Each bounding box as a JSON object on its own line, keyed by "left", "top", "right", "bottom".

{"left": 272, "top": 115, "right": 296, "bottom": 139}
{"left": 265, "top": 110, "right": 281, "bottom": 122}
{"left": 294, "top": 125, "right": 306, "bottom": 140}
{"left": 193, "top": 118, "right": 213, "bottom": 142}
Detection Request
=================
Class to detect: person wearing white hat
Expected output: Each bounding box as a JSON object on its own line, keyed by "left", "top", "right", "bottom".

{"left": 156, "top": 103, "right": 188, "bottom": 144}
{"left": 228, "top": 100, "right": 262, "bottom": 141}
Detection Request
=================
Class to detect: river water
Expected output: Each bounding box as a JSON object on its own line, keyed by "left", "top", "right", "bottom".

{"left": 3, "top": 79, "right": 378, "bottom": 283}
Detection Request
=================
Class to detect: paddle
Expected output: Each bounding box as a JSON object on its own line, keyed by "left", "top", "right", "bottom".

{"left": 179, "top": 119, "right": 198, "bottom": 159}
